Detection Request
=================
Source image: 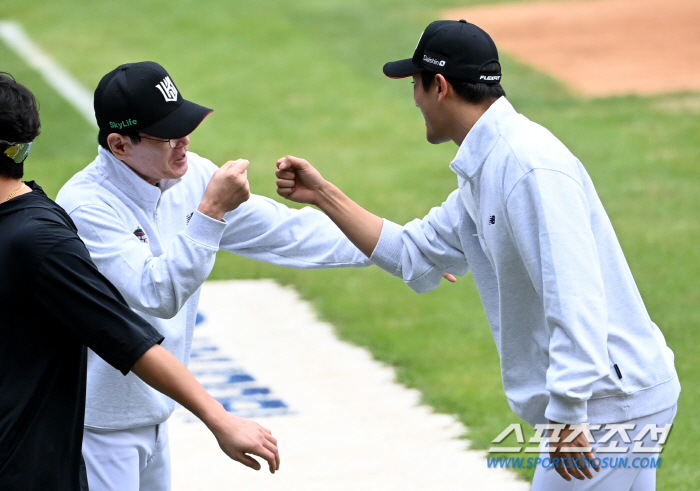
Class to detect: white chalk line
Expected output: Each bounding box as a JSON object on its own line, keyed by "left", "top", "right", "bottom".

{"left": 0, "top": 20, "right": 96, "bottom": 127}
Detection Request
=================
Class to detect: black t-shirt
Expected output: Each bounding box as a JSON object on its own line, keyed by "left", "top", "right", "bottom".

{"left": 0, "top": 182, "right": 163, "bottom": 490}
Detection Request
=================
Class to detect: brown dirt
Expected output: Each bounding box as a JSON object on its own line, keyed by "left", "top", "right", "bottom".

{"left": 445, "top": 0, "right": 700, "bottom": 97}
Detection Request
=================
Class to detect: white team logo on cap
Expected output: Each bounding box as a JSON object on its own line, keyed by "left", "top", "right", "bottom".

{"left": 156, "top": 76, "right": 178, "bottom": 102}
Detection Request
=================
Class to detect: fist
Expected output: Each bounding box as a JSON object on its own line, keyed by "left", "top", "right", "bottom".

{"left": 275, "top": 155, "right": 326, "bottom": 205}
{"left": 199, "top": 159, "right": 251, "bottom": 220}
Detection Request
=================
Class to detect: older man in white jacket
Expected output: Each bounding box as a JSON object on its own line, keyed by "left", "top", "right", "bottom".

{"left": 57, "top": 61, "right": 370, "bottom": 491}
{"left": 274, "top": 20, "right": 680, "bottom": 491}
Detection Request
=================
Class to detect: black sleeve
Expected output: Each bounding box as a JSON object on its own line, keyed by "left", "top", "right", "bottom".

{"left": 34, "top": 236, "right": 164, "bottom": 375}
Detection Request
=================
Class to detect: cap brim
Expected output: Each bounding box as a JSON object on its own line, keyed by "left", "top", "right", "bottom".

{"left": 140, "top": 99, "right": 213, "bottom": 139}
{"left": 383, "top": 59, "right": 422, "bottom": 79}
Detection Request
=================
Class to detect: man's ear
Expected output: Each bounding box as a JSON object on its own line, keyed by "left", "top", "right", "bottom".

{"left": 434, "top": 74, "right": 451, "bottom": 102}
{"left": 107, "top": 133, "right": 129, "bottom": 159}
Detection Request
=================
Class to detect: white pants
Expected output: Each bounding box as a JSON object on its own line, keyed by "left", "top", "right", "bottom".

{"left": 82, "top": 422, "right": 171, "bottom": 491}
{"left": 532, "top": 404, "right": 677, "bottom": 491}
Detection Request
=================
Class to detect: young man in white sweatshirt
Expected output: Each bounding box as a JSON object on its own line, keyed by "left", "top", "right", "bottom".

{"left": 274, "top": 20, "right": 680, "bottom": 490}
{"left": 56, "top": 61, "right": 370, "bottom": 490}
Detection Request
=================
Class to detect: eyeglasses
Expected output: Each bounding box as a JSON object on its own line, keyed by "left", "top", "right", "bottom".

{"left": 0, "top": 139, "right": 33, "bottom": 164}
{"left": 139, "top": 134, "right": 181, "bottom": 149}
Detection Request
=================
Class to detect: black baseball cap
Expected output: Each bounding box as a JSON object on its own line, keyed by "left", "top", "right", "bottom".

{"left": 383, "top": 20, "right": 501, "bottom": 84}
{"left": 94, "top": 61, "right": 212, "bottom": 139}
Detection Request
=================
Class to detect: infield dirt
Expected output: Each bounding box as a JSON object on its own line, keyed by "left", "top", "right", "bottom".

{"left": 445, "top": 0, "right": 700, "bottom": 97}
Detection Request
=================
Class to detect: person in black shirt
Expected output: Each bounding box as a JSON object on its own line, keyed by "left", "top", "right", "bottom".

{"left": 0, "top": 73, "right": 280, "bottom": 490}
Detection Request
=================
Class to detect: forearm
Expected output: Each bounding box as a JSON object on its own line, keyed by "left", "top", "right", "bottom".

{"left": 313, "top": 181, "right": 384, "bottom": 258}
{"left": 218, "top": 195, "right": 371, "bottom": 268}
{"left": 131, "top": 344, "right": 280, "bottom": 473}
{"left": 131, "top": 345, "right": 227, "bottom": 432}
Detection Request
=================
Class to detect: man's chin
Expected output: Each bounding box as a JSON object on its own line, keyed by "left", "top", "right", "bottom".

{"left": 171, "top": 161, "right": 189, "bottom": 179}
{"left": 426, "top": 132, "right": 450, "bottom": 145}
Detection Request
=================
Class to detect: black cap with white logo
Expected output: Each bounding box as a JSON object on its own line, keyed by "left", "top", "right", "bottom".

{"left": 383, "top": 20, "right": 501, "bottom": 84}
{"left": 94, "top": 61, "right": 212, "bottom": 139}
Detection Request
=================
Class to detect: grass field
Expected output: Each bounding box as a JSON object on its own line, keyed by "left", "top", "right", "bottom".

{"left": 2, "top": 0, "right": 699, "bottom": 487}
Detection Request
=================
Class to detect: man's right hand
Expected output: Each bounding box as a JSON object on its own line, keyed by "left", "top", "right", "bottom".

{"left": 131, "top": 345, "right": 280, "bottom": 474}
{"left": 198, "top": 159, "right": 251, "bottom": 220}
{"left": 210, "top": 413, "right": 280, "bottom": 473}
{"left": 275, "top": 155, "right": 327, "bottom": 205}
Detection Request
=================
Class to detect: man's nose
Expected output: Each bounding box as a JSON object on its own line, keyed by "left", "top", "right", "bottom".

{"left": 172, "top": 135, "right": 190, "bottom": 148}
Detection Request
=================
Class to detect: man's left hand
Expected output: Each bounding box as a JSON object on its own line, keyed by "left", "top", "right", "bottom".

{"left": 548, "top": 420, "right": 600, "bottom": 481}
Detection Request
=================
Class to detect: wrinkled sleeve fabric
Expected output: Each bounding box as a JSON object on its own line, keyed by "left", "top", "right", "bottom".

{"left": 68, "top": 205, "right": 225, "bottom": 319}
{"left": 505, "top": 169, "right": 609, "bottom": 424}
{"left": 217, "top": 195, "right": 371, "bottom": 268}
{"left": 34, "top": 235, "right": 163, "bottom": 375}
{"left": 369, "top": 190, "right": 470, "bottom": 293}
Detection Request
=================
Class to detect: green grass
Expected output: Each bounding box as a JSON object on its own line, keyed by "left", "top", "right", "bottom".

{"left": 2, "top": 0, "right": 699, "bottom": 487}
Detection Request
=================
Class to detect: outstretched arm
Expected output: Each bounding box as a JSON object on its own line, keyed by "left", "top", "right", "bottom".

{"left": 35, "top": 233, "right": 279, "bottom": 474}
{"left": 131, "top": 344, "right": 280, "bottom": 473}
{"left": 276, "top": 155, "right": 383, "bottom": 257}
{"left": 275, "top": 155, "right": 456, "bottom": 282}
{"left": 57, "top": 158, "right": 251, "bottom": 319}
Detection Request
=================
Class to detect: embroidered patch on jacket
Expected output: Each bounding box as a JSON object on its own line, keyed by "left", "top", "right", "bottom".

{"left": 133, "top": 227, "right": 149, "bottom": 243}
{"left": 489, "top": 215, "right": 496, "bottom": 225}
{"left": 186, "top": 212, "right": 194, "bottom": 225}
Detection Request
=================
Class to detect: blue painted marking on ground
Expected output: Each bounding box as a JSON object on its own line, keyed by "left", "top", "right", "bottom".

{"left": 182, "top": 312, "right": 292, "bottom": 420}
{"left": 242, "top": 387, "right": 270, "bottom": 395}
{"left": 195, "top": 312, "right": 206, "bottom": 326}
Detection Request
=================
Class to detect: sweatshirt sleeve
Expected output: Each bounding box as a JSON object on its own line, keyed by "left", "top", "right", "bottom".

{"left": 505, "top": 168, "right": 610, "bottom": 424}
{"left": 68, "top": 204, "right": 225, "bottom": 319}
{"left": 217, "top": 194, "right": 371, "bottom": 268}
{"left": 369, "top": 189, "right": 470, "bottom": 293}
{"left": 35, "top": 236, "right": 163, "bottom": 375}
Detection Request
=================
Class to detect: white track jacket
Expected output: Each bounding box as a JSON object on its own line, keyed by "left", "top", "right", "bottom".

{"left": 369, "top": 97, "right": 680, "bottom": 426}
{"left": 57, "top": 147, "right": 369, "bottom": 429}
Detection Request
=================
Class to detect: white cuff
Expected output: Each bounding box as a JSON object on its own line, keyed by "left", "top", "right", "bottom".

{"left": 185, "top": 210, "right": 227, "bottom": 249}
{"left": 545, "top": 393, "right": 588, "bottom": 424}
{"left": 369, "top": 219, "right": 404, "bottom": 276}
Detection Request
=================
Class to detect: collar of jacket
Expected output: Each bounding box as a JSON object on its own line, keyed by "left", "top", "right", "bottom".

{"left": 97, "top": 146, "right": 182, "bottom": 207}
{"left": 449, "top": 96, "right": 515, "bottom": 182}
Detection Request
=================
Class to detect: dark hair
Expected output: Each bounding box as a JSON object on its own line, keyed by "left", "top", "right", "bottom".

{"left": 98, "top": 128, "right": 141, "bottom": 154}
{"left": 421, "top": 62, "right": 505, "bottom": 104}
{"left": 0, "top": 72, "right": 41, "bottom": 179}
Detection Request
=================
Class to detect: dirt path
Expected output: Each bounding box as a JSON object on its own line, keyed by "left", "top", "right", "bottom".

{"left": 445, "top": 0, "right": 700, "bottom": 97}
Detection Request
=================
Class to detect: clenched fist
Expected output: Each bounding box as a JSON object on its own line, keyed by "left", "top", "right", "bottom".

{"left": 198, "top": 159, "right": 251, "bottom": 220}
{"left": 275, "top": 155, "right": 327, "bottom": 205}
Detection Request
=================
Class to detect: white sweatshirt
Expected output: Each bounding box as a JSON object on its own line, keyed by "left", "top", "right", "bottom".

{"left": 57, "top": 147, "right": 369, "bottom": 429}
{"left": 370, "top": 97, "right": 679, "bottom": 426}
